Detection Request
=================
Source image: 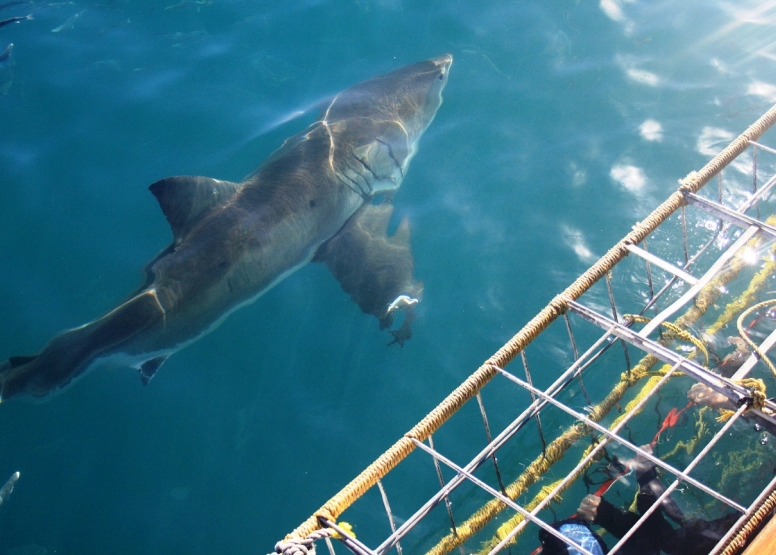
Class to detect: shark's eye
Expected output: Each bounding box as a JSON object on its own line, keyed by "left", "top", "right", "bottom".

{"left": 438, "top": 74, "right": 444, "bottom": 80}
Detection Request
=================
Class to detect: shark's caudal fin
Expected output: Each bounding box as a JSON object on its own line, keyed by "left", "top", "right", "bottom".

{"left": 149, "top": 176, "right": 241, "bottom": 244}
{"left": 314, "top": 202, "right": 423, "bottom": 346}
{"left": 0, "top": 289, "right": 167, "bottom": 401}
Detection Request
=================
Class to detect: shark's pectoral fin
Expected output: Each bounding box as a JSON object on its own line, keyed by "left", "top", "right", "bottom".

{"left": 139, "top": 356, "right": 168, "bottom": 385}
{"left": 149, "top": 176, "right": 241, "bottom": 244}
{"left": 314, "top": 202, "right": 423, "bottom": 345}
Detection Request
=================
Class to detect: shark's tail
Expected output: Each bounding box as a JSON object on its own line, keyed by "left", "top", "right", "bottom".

{"left": 0, "top": 356, "right": 37, "bottom": 402}
{"left": 0, "top": 289, "right": 166, "bottom": 402}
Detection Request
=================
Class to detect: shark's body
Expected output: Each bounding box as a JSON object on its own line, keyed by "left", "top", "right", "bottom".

{"left": 0, "top": 54, "right": 452, "bottom": 401}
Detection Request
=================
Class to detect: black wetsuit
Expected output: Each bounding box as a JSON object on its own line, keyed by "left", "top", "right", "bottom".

{"left": 592, "top": 468, "right": 738, "bottom": 555}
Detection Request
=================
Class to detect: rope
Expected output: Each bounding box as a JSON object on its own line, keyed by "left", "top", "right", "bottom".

{"left": 277, "top": 102, "right": 776, "bottom": 548}
{"left": 626, "top": 315, "right": 709, "bottom": 366}
{"left": 718, "top": 484, "right": 776, "bottom": 555}
{"left": 473, "top": 367, "right": 671, "bottom": 555}
{"left": 716, "top": 443, "right": 768, "bottom": 503}
{"left": 715, "top": 378, "right": 767, "bottom": 422}
{"left": 275, "top": 528, "right": 337, "bottom": 555}
{"left": 737, "top": 299, "right": 776, "bottom": 378}
{"left": 677, "top": 101, "right": 776, "bottom": 195}
{"left": 275, "top": 523, "right": 355, "bottom": 555}
{"left": 704, "top": 216, "right": 776, "bottom": 337}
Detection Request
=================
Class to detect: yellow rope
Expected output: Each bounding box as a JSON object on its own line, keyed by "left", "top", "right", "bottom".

{"left": 737, "top": 299, "right": 776, "bottom": 378}
{"left": 705, "top": 225, "right": 776, "bottom": 337}
{"left": 492, "top": 478, "right": 566, "bottom": 543}
{"left": 478, "top": 359, "right": 759, "bottom": 553}
{"left": 625, "top": 315, "right": 709, "bottom": 366}
{"left": 475, "top": 366, "right": 681, "bottom": 555}
{"left": 706, "top": 229, "right": 776, "bottom": 423}
{"left": 716, "top": 378, "right": 767, "bottom": 422}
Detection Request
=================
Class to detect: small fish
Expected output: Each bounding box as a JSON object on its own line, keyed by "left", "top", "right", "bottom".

{"left": 0, "top": 42, "right": 12, "bottom": 62}
{"left": 0, "top": 471, "right": 19, "bottom": 506}
{"left": 51, "top": 9, "right": 85, "bottom": 33}
{"left": 0, "top": 13, "right": 32, "bottom": 29}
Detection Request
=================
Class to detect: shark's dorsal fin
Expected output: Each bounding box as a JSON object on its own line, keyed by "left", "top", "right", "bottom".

{"left": 149, "top": 176, "right": 241, "bottom": 243}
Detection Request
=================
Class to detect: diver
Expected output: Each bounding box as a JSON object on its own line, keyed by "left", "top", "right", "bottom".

{"left": 536, "top": 444, "right": 738, "bottom": 555}
{"left": 572, "top": 445, "right": 738, "bottom": 555}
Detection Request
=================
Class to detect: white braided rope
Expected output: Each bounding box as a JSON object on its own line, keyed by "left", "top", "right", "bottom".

{"left": 274, "top": 527, "right": 336, "bottom": 555}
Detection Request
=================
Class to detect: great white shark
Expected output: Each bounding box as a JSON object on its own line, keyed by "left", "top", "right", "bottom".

{"left": 0, "top": 54, "right": 452, "bottom": 401}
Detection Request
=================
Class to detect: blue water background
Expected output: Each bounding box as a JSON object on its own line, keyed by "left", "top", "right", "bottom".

{"left": 1, "top": 1, "right": 776, "bottom": 553}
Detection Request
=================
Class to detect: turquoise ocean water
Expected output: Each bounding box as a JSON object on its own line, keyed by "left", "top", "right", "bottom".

{"left": 2, "top": 1, "right": 776, "bottom": 554}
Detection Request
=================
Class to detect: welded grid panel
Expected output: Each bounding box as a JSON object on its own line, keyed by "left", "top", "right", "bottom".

{"left": 319, "top": 333, "right": 774, "bottom": 555}
{"left": 309, "top": 143, "right": 776, "bottom": 555}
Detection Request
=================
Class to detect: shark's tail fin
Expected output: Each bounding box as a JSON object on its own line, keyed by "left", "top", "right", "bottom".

{"left": 0, "top": 357, "right": 36, "bottom": 403}
{"left": 0, "top": 289, "right": 166, "bottom": 402}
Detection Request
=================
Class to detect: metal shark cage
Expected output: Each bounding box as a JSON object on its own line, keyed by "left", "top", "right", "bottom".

{"left": 272, "top": 104, "right": 776, "bottom": 555}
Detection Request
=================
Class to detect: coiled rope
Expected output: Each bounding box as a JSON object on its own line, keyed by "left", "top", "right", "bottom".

{"left": 737, "top": 299, "right": 776, "bottom": 378}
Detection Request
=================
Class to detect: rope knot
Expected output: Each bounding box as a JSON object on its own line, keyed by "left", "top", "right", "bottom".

{"left": 551, "top": 294, "right": 570, "bottom": 315}
{"left": 620, "top": 364, "right": 650, "bottom": 387}
{"left": 620, "top": 370, "right": 641, "bottom": 387}
{"left": 678, "top": 171, "right": 700, "bottom": 193}
{"left": 741, "top": 378, "right": 767, "bottom": 411}
{"left": 274, "top": 527, "right": 339, "bottom": 555}
{"left": 274, "top": 538, "right": 316, "bottom": 555}
{"left": 717, "top": 378, "right": 768, "bottom": 422}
